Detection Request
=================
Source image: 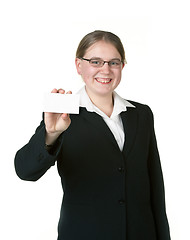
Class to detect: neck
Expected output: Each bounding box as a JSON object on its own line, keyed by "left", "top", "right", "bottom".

{"left": 85, "top": 87, "right": 114, "bottom": 117}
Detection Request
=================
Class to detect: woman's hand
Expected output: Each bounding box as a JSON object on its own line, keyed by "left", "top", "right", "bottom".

{"left": 44, "top": 88, "right": 72, "bottom": 145}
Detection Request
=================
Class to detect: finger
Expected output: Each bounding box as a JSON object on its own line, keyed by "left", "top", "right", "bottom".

{"left": 61, "top": 113, "right": 70, "bottom": 120}
{"left": 58, "top": 89, "right": 65, "bottom": 94}
{"left": 66, "top": 90, "right": 72, "bottom": 94}
{"left": 51, "top": 88, "right": 58, "bottom": 93}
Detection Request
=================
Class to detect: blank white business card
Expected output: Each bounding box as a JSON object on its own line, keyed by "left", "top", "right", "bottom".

{"left": 43, "top": 93, "right": 80, "bottom": 114}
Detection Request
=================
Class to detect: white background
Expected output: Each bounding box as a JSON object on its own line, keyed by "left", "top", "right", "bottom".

{"left": 0, "top": 0, "right": 190, "bottom": 239}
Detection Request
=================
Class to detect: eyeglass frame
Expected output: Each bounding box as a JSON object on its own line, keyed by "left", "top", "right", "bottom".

{"left": 79, "top": 57, "right": 126, "bottom": 68}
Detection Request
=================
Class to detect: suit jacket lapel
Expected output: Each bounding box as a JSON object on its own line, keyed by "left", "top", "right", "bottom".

{"left": 78, "top": 107, "right": 138, "bottom": 154}
{"left": 121, "top": 108, "right": 138, "bottom": 157}
{"left": 79, "top": 107, "right": 119, "bottom": 149}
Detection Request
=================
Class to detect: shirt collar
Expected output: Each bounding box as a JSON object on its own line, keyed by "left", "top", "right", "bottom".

{"left": 112, "top": 91, "right": 135, "bottom": 117}
{"left": 77, "top": 86, "right": 135, "bottom": 118}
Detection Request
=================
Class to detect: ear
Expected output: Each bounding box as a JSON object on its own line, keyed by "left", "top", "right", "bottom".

{"left": 122, "top": 63, "right": 125, "bottom": 70}
{"left": 75, "top": 58, "right": 82, "bottom": 75}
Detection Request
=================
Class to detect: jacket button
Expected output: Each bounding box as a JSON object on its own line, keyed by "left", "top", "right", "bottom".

{"left": 118, "top": 200, "right": 125, "bottom": 205}
{"left": 118, "top": 167, "right": 124, "bottom": 172}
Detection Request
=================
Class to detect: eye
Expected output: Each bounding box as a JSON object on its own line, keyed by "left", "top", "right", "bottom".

{"left": 110, "top": 60, "right": 120, "bottom": 66}
{"left": 90, "top": 59, "right": 101, "bottom": 65}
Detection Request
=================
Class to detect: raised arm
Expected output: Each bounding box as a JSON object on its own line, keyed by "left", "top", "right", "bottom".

{"left": 14, "top": 88, "right": 72, "bottom": 181}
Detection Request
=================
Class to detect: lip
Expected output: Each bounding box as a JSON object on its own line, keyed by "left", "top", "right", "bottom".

{"left": 95, "top": 78, "right": 112, "bottom": 84}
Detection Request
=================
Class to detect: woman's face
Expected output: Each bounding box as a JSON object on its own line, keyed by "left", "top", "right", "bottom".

{"left": 75, "top": 41, "right": 124, "bottom": 98}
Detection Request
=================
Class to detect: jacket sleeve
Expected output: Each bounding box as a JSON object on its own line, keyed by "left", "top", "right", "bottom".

{"left": 14, "top": 119, "right": 64, "bottom": 181}
{"left": 147, "top": 106, "right": 171, "bottom": 240}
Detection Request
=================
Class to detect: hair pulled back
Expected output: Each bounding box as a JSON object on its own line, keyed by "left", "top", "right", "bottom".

{"left": 76, "top": 30, "right": 126, "bottom": 63}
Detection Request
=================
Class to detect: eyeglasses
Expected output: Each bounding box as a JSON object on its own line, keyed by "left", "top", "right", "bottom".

{"left": 79, "top": 57, "right": 124, "bottom": 68}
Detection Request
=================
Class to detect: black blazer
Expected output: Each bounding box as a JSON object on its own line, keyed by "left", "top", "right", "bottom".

{"left": 15, "top": 102, "right": 171, "bottom": 240}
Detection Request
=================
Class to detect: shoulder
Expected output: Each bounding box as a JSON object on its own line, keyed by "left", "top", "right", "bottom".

{"left": 127, "top": 100, "right": 152, "bottom": 112}
{"left": 126, "top": 100, "right": 154, "bottom": 121}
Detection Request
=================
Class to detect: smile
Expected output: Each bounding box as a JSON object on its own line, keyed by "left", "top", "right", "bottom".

{"left": 95, "top": 78, "right": 112, "bottom": 84}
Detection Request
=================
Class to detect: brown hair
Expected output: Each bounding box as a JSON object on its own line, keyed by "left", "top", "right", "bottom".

{"left": 76, "top": 30, "right": 126, "bottom": 63}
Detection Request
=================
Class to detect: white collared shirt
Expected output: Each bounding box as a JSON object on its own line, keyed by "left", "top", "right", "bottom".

{"left": 77, "top": 86, "right": 135, "bottom": 151}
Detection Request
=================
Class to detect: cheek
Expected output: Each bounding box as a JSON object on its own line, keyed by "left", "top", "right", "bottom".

{"left": 115, "top": 70, "right": 122, "bottom": 81}
{"left": 81, "top": 68, "right": 97, "bottom": 81}
{"left": 115, "top": 78, "right": 121, "bottom": 88}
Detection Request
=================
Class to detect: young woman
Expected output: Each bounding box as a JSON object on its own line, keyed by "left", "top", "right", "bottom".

{"left": 15, "top": 30, "right": 171, "bottom": 240}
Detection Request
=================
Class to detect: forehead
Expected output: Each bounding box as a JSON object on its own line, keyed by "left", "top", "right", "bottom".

{"left": 84, "top": 41, "right": 121, "bottom": 59}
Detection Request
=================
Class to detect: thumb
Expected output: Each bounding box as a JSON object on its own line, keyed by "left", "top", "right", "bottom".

{"left": 61, "top": 113, "right": 70, "bottom": 120}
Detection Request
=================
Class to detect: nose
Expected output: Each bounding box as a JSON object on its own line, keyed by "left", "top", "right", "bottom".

{"left": 100, "top": 62, "right": 111, "bottom": 74}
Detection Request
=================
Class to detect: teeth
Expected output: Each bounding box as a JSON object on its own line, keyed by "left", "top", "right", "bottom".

{"left": 96, "top": 78, "right": 111, "bottom": 83}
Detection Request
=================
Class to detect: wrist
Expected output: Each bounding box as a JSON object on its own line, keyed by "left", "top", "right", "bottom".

{"left": 45, "top": 143, "right": 54, "bottom": 151}
{"left": 45, "top": 131, "right": 62, "bottom": 145}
